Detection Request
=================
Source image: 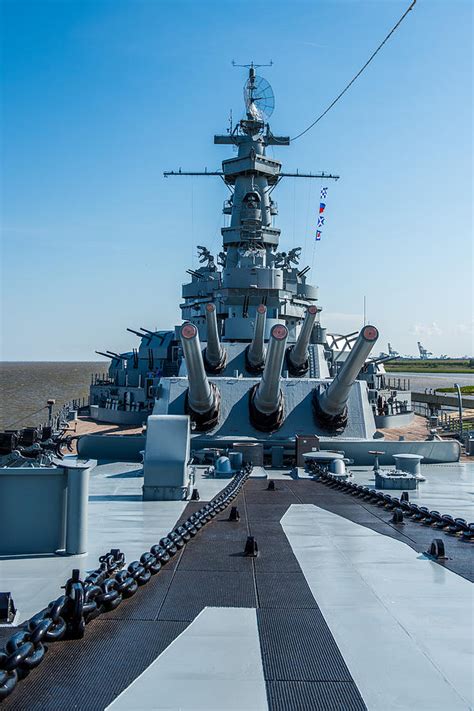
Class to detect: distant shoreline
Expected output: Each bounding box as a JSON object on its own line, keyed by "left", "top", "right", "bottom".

{"left": 0, "top": 360, "right": 108, "bottom": 364}
{"left": 385, "top": 359, "right": 473, "bottom": 375}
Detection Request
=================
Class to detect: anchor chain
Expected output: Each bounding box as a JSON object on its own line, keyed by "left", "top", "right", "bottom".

{"left": 0, "top": 464, "right": 252, "bottom": 701}
{"left": 315, "top": 470, "right": 474, "bottom": 540}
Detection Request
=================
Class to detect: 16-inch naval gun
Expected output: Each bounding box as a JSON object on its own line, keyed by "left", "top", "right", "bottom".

{"left": 314, "top": 325, "right": 379, "bottom": 432}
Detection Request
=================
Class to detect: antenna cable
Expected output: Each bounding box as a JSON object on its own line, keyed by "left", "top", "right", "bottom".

{"left": 290, "top": 0, "right": 417, "bottom": 142}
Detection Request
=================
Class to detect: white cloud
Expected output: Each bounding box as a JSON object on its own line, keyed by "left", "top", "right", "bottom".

{"left": 454, "top": 322, "right": 473, "bottom": 335}
{"left": 409, "top": 322, "right": 442, "bottom": 337}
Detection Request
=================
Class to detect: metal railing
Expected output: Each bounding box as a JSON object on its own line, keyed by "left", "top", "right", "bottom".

{"left": 379, "top": 376, "right": 411, "bottom": 391}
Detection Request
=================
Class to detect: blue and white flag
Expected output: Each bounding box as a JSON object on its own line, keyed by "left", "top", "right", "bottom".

{"left": 320, "top": 186, "right": 328, "bottom": 200}
{"left": 317, "top": 215, "right": 325, "bottom": 228}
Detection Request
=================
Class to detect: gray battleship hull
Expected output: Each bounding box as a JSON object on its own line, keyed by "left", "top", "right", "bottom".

{"left": 1, "top": 63, "right": 470, "bottom": 711}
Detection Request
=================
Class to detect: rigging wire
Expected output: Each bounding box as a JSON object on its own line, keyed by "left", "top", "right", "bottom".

{"left": 4, "top": 406, "right": 48, "bottom": 430}
{"left": 303, "top": 176, "right": 313, "bottom": 266}
{"left": 289, "top": 0, "right": 417, "bottom": 142}
{"left": 292, "top": 177, "right": 296, "bottom": 248}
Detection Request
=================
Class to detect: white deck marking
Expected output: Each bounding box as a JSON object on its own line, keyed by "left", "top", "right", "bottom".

{"left": 107, "top": 607, "right": 268, "bottom": 710}
{"left": 0, "top": 464, "right": 230, "bottom": 622}
{"left": 282, "top": 504, "right": 474, "bottom": 711}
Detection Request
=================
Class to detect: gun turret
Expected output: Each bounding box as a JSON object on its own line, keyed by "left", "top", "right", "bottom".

{"left": 314, "top": 325, "right": 379, "bottom": 431}
{"left": 287, "top": 305, "right": 318, "bottom": 376}
{"left": 246, "top": 304, "right": 267, "bottom": 373}
{"left": 203, "top": 303, "right": 226, "bottom": 373}
{"left": 180, "top": 322, "right": 220, "bottom": 431}
{"left": 249, "top": 324, "right": 288, "bottom": 432}
{"left": 106, "top": 351, "right": 127, "bottom": 360}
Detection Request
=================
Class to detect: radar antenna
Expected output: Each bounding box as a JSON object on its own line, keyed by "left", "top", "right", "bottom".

{"left": 232, "top": 61, "right": 275, "bottom": 122}
{"left": 244, "top": 74, "right": 275, "bottom": 121}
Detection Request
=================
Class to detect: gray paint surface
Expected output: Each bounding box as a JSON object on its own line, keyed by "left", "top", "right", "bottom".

{"left": 107, "top": 608, "right": 268, "bottom": 710}
{"left": 156, "top": 377, "right": 376, "bottom": 441}
{"left": 0, "top": 463, "right": 229, "bottom": 623}
{"left": 283, "top": 504, "right": 473, "bottom": 710}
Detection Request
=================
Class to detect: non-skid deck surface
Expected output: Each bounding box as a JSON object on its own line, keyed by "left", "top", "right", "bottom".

{"left": 2, "top": 477, "right": 471, "bottom": 709}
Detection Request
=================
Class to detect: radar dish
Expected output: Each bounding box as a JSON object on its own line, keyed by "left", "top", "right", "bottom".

{"left": 244, "top": 75, "right": 275, "bottom": 121}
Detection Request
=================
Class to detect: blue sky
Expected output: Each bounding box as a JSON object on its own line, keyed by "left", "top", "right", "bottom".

{"left": 1, "top": 0, "right": 472, "bottom": 360}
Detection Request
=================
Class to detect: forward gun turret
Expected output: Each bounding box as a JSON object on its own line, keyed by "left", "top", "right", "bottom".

{"left": 313, "top": 325, "right": 379, "bottom": 431}
{"left": 180, "top": 322, "right": 220, "bottom": 431}
{"left": 249, "top": 324, "right": 288, "bottom": 432}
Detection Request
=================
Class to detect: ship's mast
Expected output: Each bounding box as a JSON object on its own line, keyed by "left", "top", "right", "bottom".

{"left": 165, "top": 65, "right": 339, "bottom": 343}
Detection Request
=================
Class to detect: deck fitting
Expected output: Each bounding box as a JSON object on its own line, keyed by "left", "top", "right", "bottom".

{"left": 391, "top": 508, "right": 404, "bottom": 524}
{"left": 0, "top": 593, "right": 16, "bottom": 624}
{"left": 426, "top": 538, "right": 447, "bottom": 559}
{"left": 228, "top": 506, "right": 240, "bottom": 521}
{"left": 244, "top": 536, "right": 259, "bottom": 557}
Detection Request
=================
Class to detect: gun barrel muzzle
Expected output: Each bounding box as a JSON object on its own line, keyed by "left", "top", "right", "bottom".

{"left": 288, "top": 305, "right": 318, "bottom": 374}
{"left": 250, "top": 324, "right": 288, "bottom": 431}
{"left": 180, "top": 322, "right": 216, "bottom": 415}
{"left": 246, "top": 304, "right": 267, "bottom": 372}
{"left": 315, "top": 324, "right": 379, "bottom": 430}
{"left": 204, "top": 303, "right": 226, "bottom": 372}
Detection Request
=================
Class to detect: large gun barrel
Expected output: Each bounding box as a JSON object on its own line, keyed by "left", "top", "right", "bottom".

{"left": 249, "top": 324, "right": 288, "bottom": 432}
{"left": 246, "top": 304, "right": 267, "bottom": 373}
{"left": 127, "top": 327, "right": 151, "bottom": 342}
{"left": 95, "top": 350, "right": 116, "bottom": 360}
{"left": 203, "top": 303, "right": 226, "bottom": 372}
{"left": 370, "top": 354, "right": 400, "bottom": 366}
{"left": 287, "top": 305, "right": 318, "bottom": 375}
{"left": 180, "top": 322, "right": 220, "bottom": 430}
{"left": 314, "top": 325, "right": 379, "bottom": 431}
{"left": 106, "top": 351, "right": 127, "bottom": 360}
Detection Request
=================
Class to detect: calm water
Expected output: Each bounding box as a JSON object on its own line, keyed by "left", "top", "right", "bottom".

{"left": 0, "top": 362, "right": 107, "bottom": 430}
{"left": 0, "top": 363, "right": 472, "bottom": 432}
{"left": 390, "top": 372, "right": 473, "bottom": 391}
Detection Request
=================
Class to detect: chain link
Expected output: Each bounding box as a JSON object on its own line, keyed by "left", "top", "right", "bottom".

{"left": 316, "top": 470, "right": 474, "bottom": 539}
{"left": 0, "top": 465, "right": 252, "bottom": 701}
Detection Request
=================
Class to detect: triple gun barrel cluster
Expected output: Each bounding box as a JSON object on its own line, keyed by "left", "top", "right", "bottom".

{"left": 180, "top": 306, "right": 378, "bottom": 433}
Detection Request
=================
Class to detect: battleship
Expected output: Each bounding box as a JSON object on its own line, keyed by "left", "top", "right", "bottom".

{"left": 0, "top": 65, "right": 472, "bottom": 711}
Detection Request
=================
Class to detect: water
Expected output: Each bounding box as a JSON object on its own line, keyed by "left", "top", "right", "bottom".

{"left": 1, "top": 363, "right": 472, "bottom": 433}
{"left": 390, "top": 372, "right": 473, "bottom": 392}
{"left": 0, "top": 362, "right": 107, "bottom": 430}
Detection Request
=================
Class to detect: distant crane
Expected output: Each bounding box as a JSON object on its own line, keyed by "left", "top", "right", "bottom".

{"left": 417, "top": 341, "right": 433, "bottom": 360}
{"left": 388, "top": 342, "right": 399, "bottom": 357}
